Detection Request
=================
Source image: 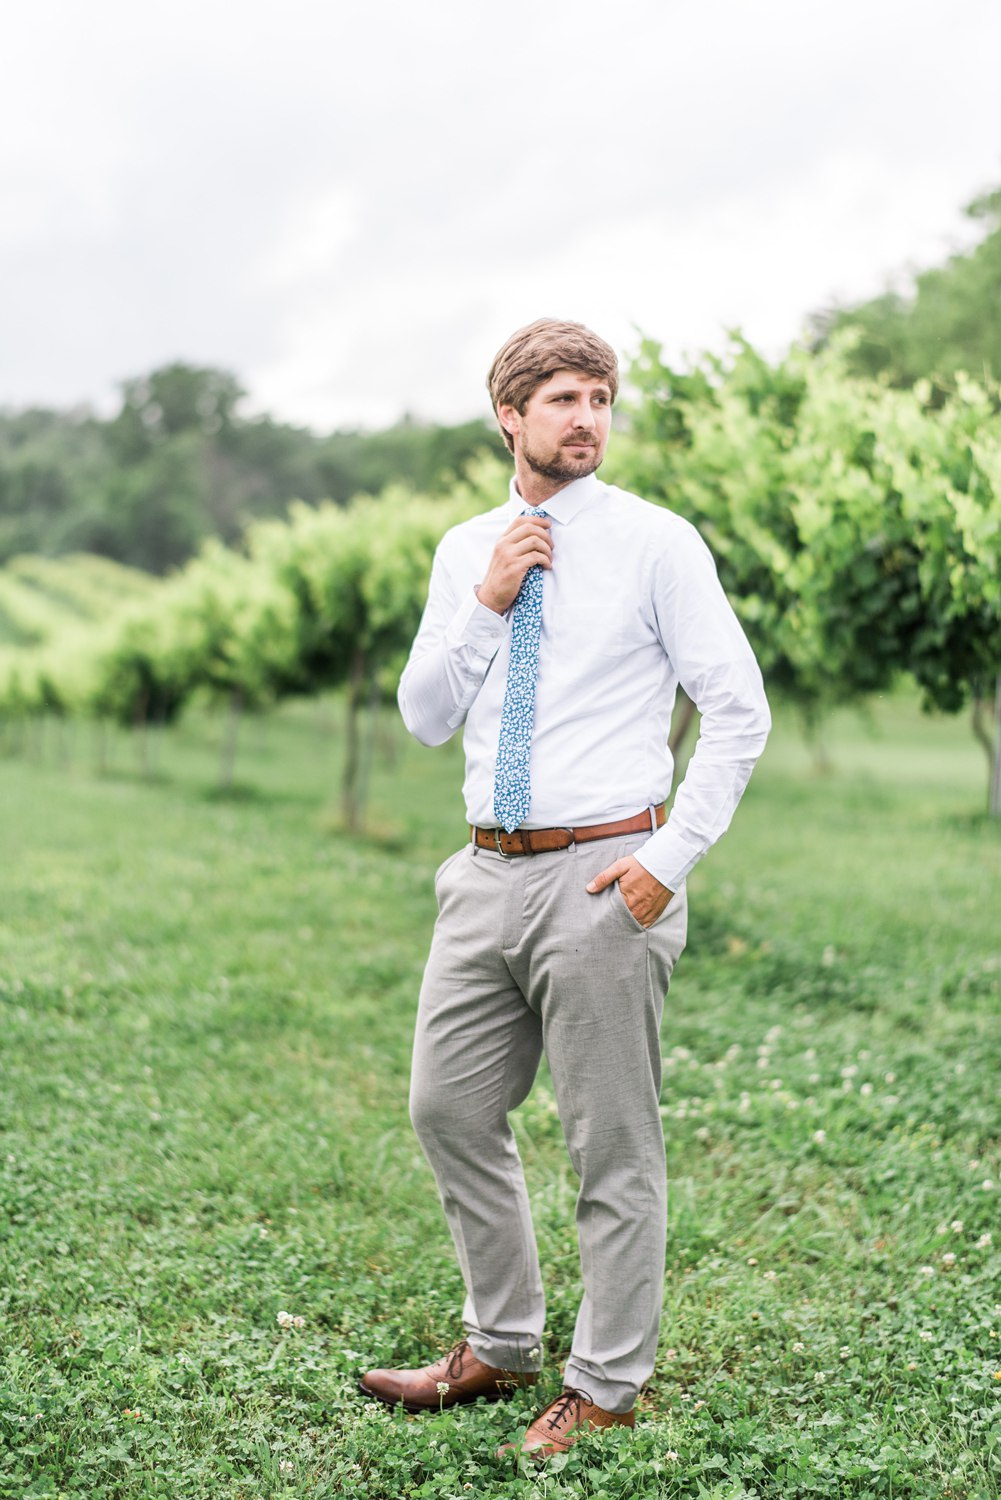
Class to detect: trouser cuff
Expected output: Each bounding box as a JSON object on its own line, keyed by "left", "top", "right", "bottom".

{"left": 563, "top": 1360, "right": 638, "bottom": 1415}
{"left": 465, "top": 1332, "right": 543, "bottom": 1373}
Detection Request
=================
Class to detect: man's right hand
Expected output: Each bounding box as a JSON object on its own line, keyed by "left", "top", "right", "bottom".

{"left": 476, "top": 516, "right": 553, "bottom": 615}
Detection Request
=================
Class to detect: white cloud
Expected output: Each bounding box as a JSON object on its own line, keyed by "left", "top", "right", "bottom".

{"left": 1, "top": 0, "right": 999, "bottom": 425}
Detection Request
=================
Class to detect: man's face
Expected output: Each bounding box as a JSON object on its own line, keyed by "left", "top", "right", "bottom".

{"left": 499, "top": 369, "right": 613, "bottom": 486}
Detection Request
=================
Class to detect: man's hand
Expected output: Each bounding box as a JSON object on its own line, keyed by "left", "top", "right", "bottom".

{"left": 586, "top": 856, "right": 674, "bottom": 928}
{"left": 476, "top": 515, "right": 553, "bottom": 615}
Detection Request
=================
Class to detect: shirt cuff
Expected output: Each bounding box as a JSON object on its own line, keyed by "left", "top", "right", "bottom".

{"left": 444, "top": 589, "right": 511, "bottom": 654}
{"left": 632, "top": 825, "right": 704, "bottom": 892}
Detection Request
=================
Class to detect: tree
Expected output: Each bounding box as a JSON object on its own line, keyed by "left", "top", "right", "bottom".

{"left": 615, "top": 337, "right": 1001, "bottom": 808}
{"left": 811, "top": 186, "right": 1001, "bottom": 393}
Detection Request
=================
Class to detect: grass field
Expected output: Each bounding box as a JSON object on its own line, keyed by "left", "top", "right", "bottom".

{"left": 1, "top": 694, "right": 998, "bottom": 1499}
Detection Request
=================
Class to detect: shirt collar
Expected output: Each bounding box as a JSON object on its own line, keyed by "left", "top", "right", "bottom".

{"left": 505, "top": 471, "right": 605, "bottom": 525}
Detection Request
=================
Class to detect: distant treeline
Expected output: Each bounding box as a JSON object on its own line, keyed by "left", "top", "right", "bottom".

{"left": 811, "top": 186, "right": 1001, "bottom": 394}
{"left": 0, "top": 364, "right": 507, "bottom": 574}
{"left": 2, "top": 181, "right": 999, "bottom": 582}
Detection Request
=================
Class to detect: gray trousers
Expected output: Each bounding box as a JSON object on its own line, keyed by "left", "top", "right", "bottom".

{"left": 409, "top": 830, "right": 688, "bottom": 1414}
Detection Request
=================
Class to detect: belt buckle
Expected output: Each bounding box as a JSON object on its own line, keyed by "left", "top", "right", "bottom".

{"left": 494, "top": 828, "right": 513, "bottom": 859}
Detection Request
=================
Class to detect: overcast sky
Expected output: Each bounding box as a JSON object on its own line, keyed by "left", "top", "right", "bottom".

{"left": 2, "top": 0, "right": 999, "bottom": 432}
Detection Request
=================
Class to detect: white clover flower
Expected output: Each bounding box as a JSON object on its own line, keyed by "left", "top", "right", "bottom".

{"left": 981, "top": 1180, "right": 995, "bottom": 1192}
{"left": 664, "top": 1347, "right": 677, "bottom": 1359}
{"left": 841, "top": 1065, "right": 858, "bottom": 1079}
{"left": 813, "top": 1371, "right": 826, "bottom": 1383}
{"left": 763, "top": 1270, "right": 777, "bottom": 1281}
{"left": 791, "top": 1341, "right": 805, "bottom": 1354}
{"left": 808, "top": 1073, "right": 821, "bottom": 1085}
{"left": 951, "top": 1220, "right": 964, "bottom": 1233}
{"left": 276, "top": 1311, "right": 294, "bottom": 1328}
{"left": 839, "top": 1346, "right": 850, "bottom": 1359}
{"left": 918, "top": 1331, "right": 933, "bottom": 1342}
{"left": 278, "top": 1458, "right": 294, "bottom": 1474}
{"left": 907, "top": 1361, "right": 918, "bottom": 1371}
{"left": 747, "top": 1257, "right": 758, "bottom": 1266}
{"left": 976, "top": 1232, "right": 992, "bottom": 1249}
{"left": 812, "top": 1129, "right": 826, "bottom": 1145}
{"left": 860, "top": 1082, "right": 873, "bottom": 1097}
{"left": 436, "top": 1380, "right": 450, "bottom": 1395}
{"left": 293, "top": 1316, "right": 305, "bottom": 1328}
{"left": 942, "top": 1252, "right": 957, "bottom": 1268}
{"left": 665, "top": 1450, "right": 679, "bottom": 1461}
{"left": 918, "top": 1265, "right": 935, "bottom": 1276}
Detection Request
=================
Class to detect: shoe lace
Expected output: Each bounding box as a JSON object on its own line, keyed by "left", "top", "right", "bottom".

{"left": 544, "top": 1387, "right": 593, "bottom": 1432}
{"left": 445, "top": 1340, "right": 472, "bottom": 1379}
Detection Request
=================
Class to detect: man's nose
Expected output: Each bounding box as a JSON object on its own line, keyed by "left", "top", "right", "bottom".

{"left": 571, "top": 401, "right": 596, "bottom": 430}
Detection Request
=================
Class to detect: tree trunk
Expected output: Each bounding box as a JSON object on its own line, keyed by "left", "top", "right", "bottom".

{"left": 56, "top": 717, "right": 71, "bottom": 768}
{"left": 354, "top": 676, "right": 382, "bottom": 824}
{"left": 990, "top": 673, "right": 1001, "bottom": 819}
{"left": 342, "top": 649, "right": 367, "bottom": 833}
{"left": 94, "top": 720, "right": 109, "bottom": 776}
{"left": 219, "top": 689, "right": 244, "bottom": 791}
{"left": 973, "top": 674, "right": 1001, "bottom": 817}
{"left": 134, "top": 693, "right": 150, "bottom": 777}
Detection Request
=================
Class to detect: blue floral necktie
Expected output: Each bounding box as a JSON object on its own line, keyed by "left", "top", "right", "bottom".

{"left": 493, "top": 507, "right": 548, "bottom": 833}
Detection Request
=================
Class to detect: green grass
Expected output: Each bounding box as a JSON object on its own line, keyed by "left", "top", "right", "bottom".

{"left": 0, "top": 693, "right": 998, "bottom": 1499}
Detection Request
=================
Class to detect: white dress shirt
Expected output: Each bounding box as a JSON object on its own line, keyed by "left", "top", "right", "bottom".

{"left": 398, "top": 472, "right": 771, "bottom": 892}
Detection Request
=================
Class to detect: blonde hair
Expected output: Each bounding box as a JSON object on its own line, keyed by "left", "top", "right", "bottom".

{"left": 487, "top": 318, "right": 619, "bottom": 453}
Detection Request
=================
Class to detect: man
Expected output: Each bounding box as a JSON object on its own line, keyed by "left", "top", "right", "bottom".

{"left": 360, "top": 318, "right": 770, "bottom": 1461}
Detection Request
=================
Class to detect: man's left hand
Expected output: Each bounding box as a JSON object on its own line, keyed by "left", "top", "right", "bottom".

{"left": 586, "top": 856, "right": 674, "bottom": 928}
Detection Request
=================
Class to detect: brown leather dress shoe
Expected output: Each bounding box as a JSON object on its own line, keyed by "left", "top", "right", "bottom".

{"left": 359, "top": 1339, "right": 537, "bottom": 1414}
{"left": 497, "top": 1387, "right": 635, "bottom": 1460}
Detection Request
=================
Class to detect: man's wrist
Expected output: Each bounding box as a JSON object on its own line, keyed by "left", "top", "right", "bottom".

{"left": 474, "top": 583, "right": 507, "bottom": 617}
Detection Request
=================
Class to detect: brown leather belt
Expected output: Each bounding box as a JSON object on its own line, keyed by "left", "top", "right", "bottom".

{"left": 471, "top": 804, "right": 665, "bottom": 858}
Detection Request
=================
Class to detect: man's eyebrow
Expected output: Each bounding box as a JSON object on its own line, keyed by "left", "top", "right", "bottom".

{"left": 545, "top": 382, "right": 612, "bottom": 397}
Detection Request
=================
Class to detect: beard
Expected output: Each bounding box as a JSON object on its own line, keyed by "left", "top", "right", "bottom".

{"left": 521, "top": 433, "right": 602, "bottom": 485}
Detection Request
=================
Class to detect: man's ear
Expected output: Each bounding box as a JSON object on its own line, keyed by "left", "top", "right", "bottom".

{"left": 497, "top": 403, "right": 520, "bottom": 441}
